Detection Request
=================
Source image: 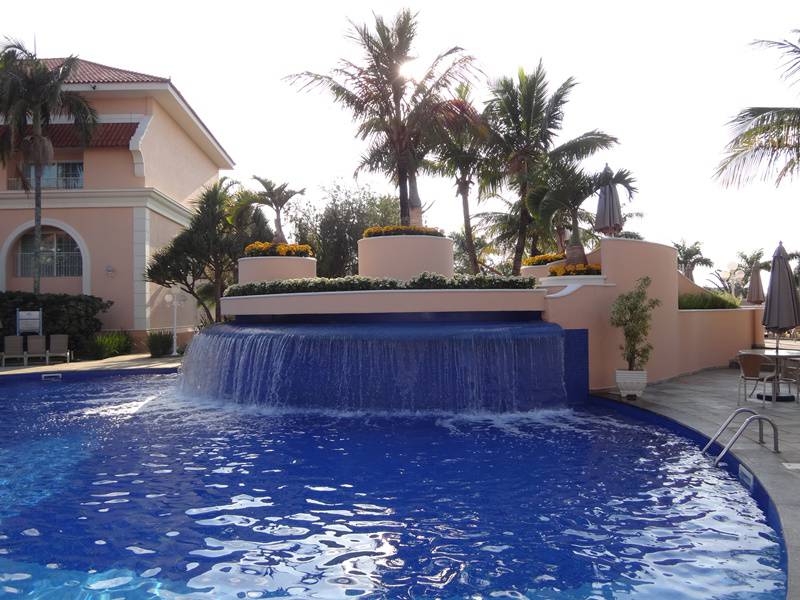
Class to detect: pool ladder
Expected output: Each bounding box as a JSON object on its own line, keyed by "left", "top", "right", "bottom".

{"left": 702, "top": 408, "right": 779, "bottom": 467}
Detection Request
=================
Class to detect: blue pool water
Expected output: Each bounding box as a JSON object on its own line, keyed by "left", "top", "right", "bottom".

{"left": 0, "top": 374, "right": 786, "bottom": 599}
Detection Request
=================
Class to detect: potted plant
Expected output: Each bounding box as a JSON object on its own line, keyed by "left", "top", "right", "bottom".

{"left": 610, "top": 276, "right": 661, "bottom": 399}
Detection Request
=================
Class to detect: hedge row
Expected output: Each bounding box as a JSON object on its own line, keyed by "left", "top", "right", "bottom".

{"left": 226, "top": 272, "right": 536, "bottom": 297}
{"left": 362, "top": 225, "right": 445, "bottom": 238}
{"left": 678, "top": 292, "right": 740, "bottom": 310}
{"left": 0, "top": 291, "right": 112, "bottom": 356}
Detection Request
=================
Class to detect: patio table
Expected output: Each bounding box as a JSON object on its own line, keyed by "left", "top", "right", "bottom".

{"left": 740, "top": 348, "right": 800, "bottom": 402}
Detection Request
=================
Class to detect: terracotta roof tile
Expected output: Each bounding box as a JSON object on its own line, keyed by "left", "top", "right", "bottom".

{"left": 0, "top": 122, "right": 138, "bottom": 148}
{"left": 41, "top": 58, "right": 168, "bottom": 84}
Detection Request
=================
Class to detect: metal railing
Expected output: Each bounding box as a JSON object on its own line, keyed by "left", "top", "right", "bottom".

{"left": 6, "top": 176, "right": 84, "bottom": 190}
{"left": 704, "top": 408, "right": 780, "bottom": 467}
{"left": 16, "top": 251, "right": 82, "bottom": 277}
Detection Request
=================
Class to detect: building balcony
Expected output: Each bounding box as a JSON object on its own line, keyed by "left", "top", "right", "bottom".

{"left": 7, "top": 176, "right": 84, "bottom": 191}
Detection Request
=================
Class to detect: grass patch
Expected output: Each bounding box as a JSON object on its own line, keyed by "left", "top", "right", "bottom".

{"left": 679, "top": 292, "right": 740, "bottom": 309}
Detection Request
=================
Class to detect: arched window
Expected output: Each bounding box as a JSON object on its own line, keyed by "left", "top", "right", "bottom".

{"left": 16, "top": 229, "right": 83, "bottom": 277}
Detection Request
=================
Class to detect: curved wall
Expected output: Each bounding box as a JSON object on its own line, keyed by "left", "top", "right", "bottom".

{"left": 358, "top": 236, "right": 454, "bottom": 279}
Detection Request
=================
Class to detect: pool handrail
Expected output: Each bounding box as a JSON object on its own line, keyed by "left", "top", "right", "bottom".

{"left": 714, "top": 415, "right": 779, "bottom": 467}
{"left": 702, "top": 407, "right": 761, "bottom": 454}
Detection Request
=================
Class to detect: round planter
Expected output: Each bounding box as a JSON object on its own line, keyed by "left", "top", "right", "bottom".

{"left": 615, "top": 369, "right": 648, "bottom": 399}
{"left": 358, "top": 235, "right": 454, "bottom": 280}
{"left": 238, "top": 256, "right": 317, "bottom": 284}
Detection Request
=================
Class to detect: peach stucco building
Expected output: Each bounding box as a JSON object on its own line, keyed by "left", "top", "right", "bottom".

{"left": 0, "top": 59, "right": 233, "bottom": 343}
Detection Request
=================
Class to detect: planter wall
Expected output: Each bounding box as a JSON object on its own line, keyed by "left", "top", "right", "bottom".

{"left": 238, "top": 256, "right": 317, "bottom": 284}
{"left": 358, "top": 235, "right": 454, "bottom": 280}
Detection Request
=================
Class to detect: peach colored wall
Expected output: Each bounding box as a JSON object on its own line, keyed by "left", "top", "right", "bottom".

{"left": 83, "top": 148, "right": 142, "bottom": 189}
{"left": 147, "top": 210, "right": 199, "bottom": 331}
{"left": 677, "top": 272, "right": 708, "bottom": 295}
{"left": 85, "top": 96, "right": 148, "bottom": 115}
{"left": 0, "top": 207, "right": 135, "bottom": 330}
{"left": 544, "top": 238, "right": 761, "bottom": 390}
{"left": 358, "top": 236, "right": 454, "bottom": 279}
{"left": 678, "top": 308, "right": 762, "bottom": 374}
{"left": 141, "top": 99, "right": 219, "bottom": 206}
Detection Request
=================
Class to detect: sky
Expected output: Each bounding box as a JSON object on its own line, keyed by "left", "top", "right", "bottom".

{"left": 6, "top": 0, "right": 800, "bottom": 284}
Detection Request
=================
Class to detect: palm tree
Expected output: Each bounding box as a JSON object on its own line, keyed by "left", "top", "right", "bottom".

{"left": 430, "top": 84, "right": 485, "bottom": 273}
{"left": 717, "top": 31, "right": 800, "bottom": 186}
{"left": 736, "top": 248, "right": 771, "bottom": 288}
{"left": 240, "top": 177, "right": 305, "bottom": 244}
{"left": 482, "top": 63, "right": 617, "bottom": 274}
{"left": 673, "top": 239, "right": 713, "bottom": 282}
{"left": 0, "top": 41, "right": 97, "bottom": 294}
{"left": 540, "top": 162, "right": 636, "bottom": 265}
{"left": 288, "top": 9, "right": 474, "bottom": 225}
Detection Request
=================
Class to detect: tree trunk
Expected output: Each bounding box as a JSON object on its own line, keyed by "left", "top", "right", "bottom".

{"left": 458, "top": 180, "right": 479, "bottom": 274}
{"left": 408, "top": 170, "right": 423, "bottom": 226}
{"left": 273, "top": 209, "right": 287, "bottom": 244}
{"left": 511, "top": 182, "right": 530, "bottom": 276}
{"left": 565, "top": 210, "right": 588, "bottom": 266}
{"left": 398, "top": 164, "right": 410, "bottom": 226}
{"left": 33, "top": 163, "right": 43, "bottom": 295}
{"left": 684, "top": 265, "right": 694, "bottom": 282}
{"left": 213, "top": 276, "right": 223, "bottom": 322}
{"left": 529, "top": 232, "right": 541, "bottom": 258}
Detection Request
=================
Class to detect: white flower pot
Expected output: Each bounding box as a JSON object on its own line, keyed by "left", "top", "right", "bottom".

{"left": 358, "top": 235, "right": 454, "bottom": 280}
{"left": 615, "top": 369, "right": 648, "bottom": 399}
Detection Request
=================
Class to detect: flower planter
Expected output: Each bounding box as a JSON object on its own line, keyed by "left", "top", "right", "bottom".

{"left": 238, "top": 256, "right": 317, "bottom": 284}
{"left": 538, "top": 275, "right": 606, "bottom": 286}
{"left": 358, "top": 235, "right": 454, "bottom": 280}
{"left": 615, "top": 369, "right": 647, "bottom": 399}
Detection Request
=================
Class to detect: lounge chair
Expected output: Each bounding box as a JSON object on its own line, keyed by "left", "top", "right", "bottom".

{"left": 26, "top": 335, "right": 47, "bottom": 365}
{"left": 737, "top": 353, "right": 774, "bottom": 407}
{"left": 48, "top": 335, "right": 71, "bottom": 364}
{"left": 1, "top": 335, "right": 26, "bottom": 367}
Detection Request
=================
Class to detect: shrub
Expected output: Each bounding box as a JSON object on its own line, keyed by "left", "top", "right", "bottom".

{"left": 362, "top": 225, "right": 444, "bottom": 238}
{"left": 523, "top": 252, "right": 565, "bottom": 266}
{"left": 610, "top": 277, "right": 661, "bottom": 371}
{"left": 146, "top": 330, "right": 173, "bottom": 358}
{"left": 679, "top": 292, "right": 740, "bottom": 310}
{"left": 89, "top": 331, "right": 133, "bottom": 360}
{"left": 244, "top": 241, "right": 314, "bottom": 258}
{"left": 225, "top": 272, "right": 535, "bottom": 297}
{"left": 549, "top": 263, "right": 602, "bottom": 276}
{"left": 0, "top": 291, "right": 112, "bottom": 358}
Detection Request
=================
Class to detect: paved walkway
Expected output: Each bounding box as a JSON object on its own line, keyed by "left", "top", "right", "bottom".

{"left": 620, "top": 368, "right": 800, "bottom": 598}
{"left": 0, "top": 353, "right": 181, "bottom": 375}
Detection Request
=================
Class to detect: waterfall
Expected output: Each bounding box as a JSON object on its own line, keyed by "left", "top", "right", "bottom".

{"left": 181, "top": 320, "right": 568, "bottom": 412}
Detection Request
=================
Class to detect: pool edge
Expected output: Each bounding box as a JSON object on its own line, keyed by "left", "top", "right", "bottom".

{"left": 592, "top": 393, "right": 794, "bottom": 600}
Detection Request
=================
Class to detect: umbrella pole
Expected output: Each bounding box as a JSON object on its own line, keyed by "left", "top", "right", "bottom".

{"left": 775, "top": 333, "right": 780, "bottom": 402}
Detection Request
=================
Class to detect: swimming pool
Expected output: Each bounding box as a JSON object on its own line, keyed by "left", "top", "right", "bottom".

{"left": 0, "top": 374, "right": 787, "bottom": 598}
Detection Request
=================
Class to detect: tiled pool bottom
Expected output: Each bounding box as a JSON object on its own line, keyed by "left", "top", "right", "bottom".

{"left": 0, "top": 374, "right": 786, "bottom": 599}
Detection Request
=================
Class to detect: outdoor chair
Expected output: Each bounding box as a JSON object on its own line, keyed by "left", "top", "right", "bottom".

{"left": 1, "top": 335, "right": 26, "bottom": 367}
{"left": 780, "top": 357, "right": 800, "bottom": 404}
{"left": 737, "top": 353, "right": 776, "bottom": 407}
{"left": 26, "top": 335, "right": 47, "bottom": 365}
{"left": 47, "top": 335, "right": 71, "bottom": 364}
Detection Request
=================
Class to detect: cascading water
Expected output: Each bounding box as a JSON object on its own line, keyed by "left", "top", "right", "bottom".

{"left": 181, "top": 319, "right": 568, "bottom": 411}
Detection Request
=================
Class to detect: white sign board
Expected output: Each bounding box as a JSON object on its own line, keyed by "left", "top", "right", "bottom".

{"left": 17, "top": 309, "right": 42, "bottom": 334}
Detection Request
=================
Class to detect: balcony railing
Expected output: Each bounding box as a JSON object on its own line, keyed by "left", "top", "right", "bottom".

{"left": 16, "top": 252, "right": 83, "bottom": 277}
{"left": 6, "top": 176, "right": 84, "bottom": 191}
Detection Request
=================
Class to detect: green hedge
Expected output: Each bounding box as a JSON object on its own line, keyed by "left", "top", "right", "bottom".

{"left": 147, "top": 330, "right": 173, "bottom": 358}
{"left": 226, "top": 272, "right": 535, "bottom": 297}
{"left": 0, "top": 291, "right": 112, "bottom": 357}
{"left": 362, "top": 225, "right": 445, "bottom": 238}
{"left": 89, "top": 330, "right": 133, "bottom": 360}
{"left": 679, "top": 292, "right": 740, "bottom": 310}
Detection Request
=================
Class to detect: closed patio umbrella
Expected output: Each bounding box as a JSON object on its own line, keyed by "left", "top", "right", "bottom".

{"left": 595, "top": 164, "right": 623, "bottom": 236}
{"left": 746, "top": 264, "right": 765, "bottom": 305}
{"left": 763, "top": 242, "right": 800, "bottom": 352}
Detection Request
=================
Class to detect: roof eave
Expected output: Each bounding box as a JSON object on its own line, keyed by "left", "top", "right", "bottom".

{"left": 62, "top": 81, "right": 235, "bottom": 170}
